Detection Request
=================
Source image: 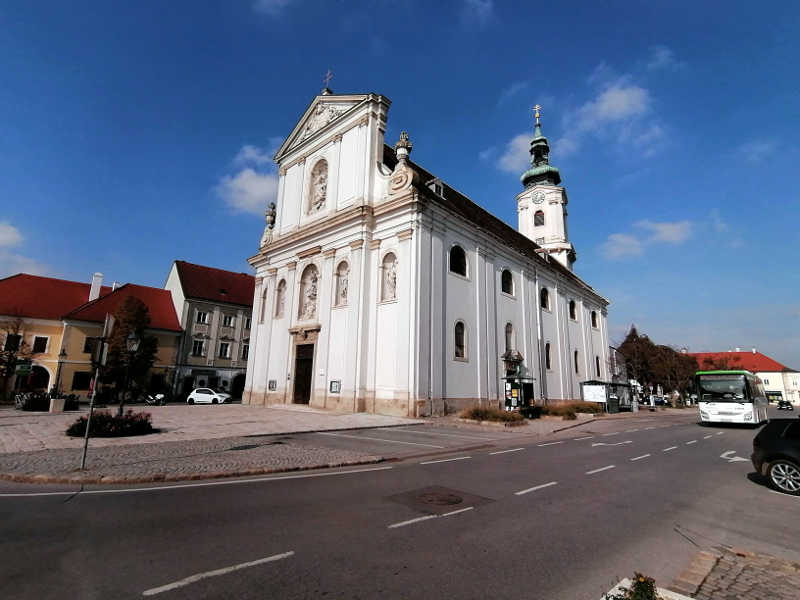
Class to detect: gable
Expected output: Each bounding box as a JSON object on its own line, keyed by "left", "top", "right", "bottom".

{"left": 275, "top": 94, "right": 370, "bottom": 161}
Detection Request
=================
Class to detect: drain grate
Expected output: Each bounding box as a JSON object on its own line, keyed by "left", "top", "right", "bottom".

{"left": 387, "top": 485, "right": 493, "bottom": 515}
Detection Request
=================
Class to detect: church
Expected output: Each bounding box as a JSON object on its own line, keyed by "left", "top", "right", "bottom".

{"left": 242, "top": 88, "right": 610, "bottom": 417}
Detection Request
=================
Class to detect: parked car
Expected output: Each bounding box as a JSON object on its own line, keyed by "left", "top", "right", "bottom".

{"left": 186, "top": 388, "right": 231, "bottom": 405}
{"left": 751, "top": 419, "right": 800, "bottom": 495}
{"left": 777, "top": 399, "right": 794, "bottom": 411}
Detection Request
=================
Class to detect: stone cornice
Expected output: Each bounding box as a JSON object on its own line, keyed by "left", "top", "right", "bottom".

{"left": 297, "top": 245, "right": 322, "bottom": 259}
{"left": 396, "top": 229, "right": 413, "bottom": 241}
{"left": 323, "top": 248, "right": 337, "bottom": 258}
{"left": 287, "top": 261, "right": 297, "bottom": 271}
{"left": 349, "top": 239, "right": 365, "bottom": 249}
{"left": 369, "top": 239, "right": 381, "bottom": 250}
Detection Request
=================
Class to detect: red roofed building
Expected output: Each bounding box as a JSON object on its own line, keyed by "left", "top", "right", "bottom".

{"left": 689, "top": 350, "right": 800, "bottom": 404}
{"left": 164, "top": 261, "right": 255, "bottom": 399}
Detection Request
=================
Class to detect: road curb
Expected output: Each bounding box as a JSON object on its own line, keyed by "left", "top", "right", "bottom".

{"left": 0, "top": 457, "right": 385, "bottom": 486}
{"left": 669, "top": 549, "right": 721, "bottom": 597}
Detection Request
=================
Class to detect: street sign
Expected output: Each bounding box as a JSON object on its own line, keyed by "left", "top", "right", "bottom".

{"left": 15, "top": 360, "right": 32, "bottom": 376}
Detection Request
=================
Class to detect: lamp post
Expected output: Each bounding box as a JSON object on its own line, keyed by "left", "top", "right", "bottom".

{"left": 118, "top": 331, "right": 140, "bottom": 416}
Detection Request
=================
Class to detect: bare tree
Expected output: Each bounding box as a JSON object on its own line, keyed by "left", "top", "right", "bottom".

{"left": 0, "top": 317, "right": 32, "bottom": 402}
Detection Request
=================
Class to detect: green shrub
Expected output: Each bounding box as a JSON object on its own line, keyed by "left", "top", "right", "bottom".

{"left": 461, "top": 407, "right": 524, "bottom": 423}
{"left": 66, "top": 410, "right": 154, "bottom": 437}
{"left": 14, "top": 392, "right": 50, "bottom": 411}
{"left": 605, "top": 572, "right": 659, "bottom": 600}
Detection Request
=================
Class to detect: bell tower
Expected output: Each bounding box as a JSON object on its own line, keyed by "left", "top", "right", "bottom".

{"left": 516, "top": 106, "right": 576, "bottom": 270}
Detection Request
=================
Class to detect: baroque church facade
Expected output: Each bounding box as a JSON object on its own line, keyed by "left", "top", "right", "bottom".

{"left": 243, "top": 89, "right": 610, "bottom": 417}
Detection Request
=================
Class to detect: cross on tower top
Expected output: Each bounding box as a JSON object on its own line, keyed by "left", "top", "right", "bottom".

{"left": 533, "top": 104, "right": 542, "bottom": 125}
{"left": 323, "top": 69, "right": 333, "bottom": 88}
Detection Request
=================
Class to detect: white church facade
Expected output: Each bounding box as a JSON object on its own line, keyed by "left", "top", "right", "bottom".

{"left": 243, "top": 90, "right": 610, "bottom": 417}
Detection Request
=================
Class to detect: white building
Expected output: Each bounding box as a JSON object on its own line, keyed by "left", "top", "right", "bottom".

{"left": 243, "top": 90, "right": 610, "bottom": 417}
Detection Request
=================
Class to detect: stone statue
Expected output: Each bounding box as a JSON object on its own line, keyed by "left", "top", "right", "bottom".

{"left": 299, "top": 267, "right": 319, "bottom": 320}
{"left": 310, "top": 161, "right": 327, "bottom": 213}
{"left": 261, "top": 202, "right": 276, "bottom": 246}
{"left": 336, "top": 263, "right": 349, "bottom": 306}
{"left": 382, "top": 257, "right": 397, "bottom": 301}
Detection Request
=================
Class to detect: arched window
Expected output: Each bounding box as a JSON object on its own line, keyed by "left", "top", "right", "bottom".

{"left": 454, "top": 321, "right": 466, "bottom": 359}
{"left": 308, "top": 159, "right": 328, "bottom": 213}
{"left": 381, "top": 253, "right": 397, "bottom": 302}
{"left": 504, "top": 323, "right": 514, "bottom": 353}
{"left": 591, "top": 310, "right": 598, "bottom": 328}
{"left": 501, "top": 269, "right": 514, "bottom": 295}
{"left": 534, "top": 210, "right": 545, "bottom": 227}
{"left": 569, "top": 300, "right": 577, "bottom": 320}
{"left": 574, "top": 350, "right": 580, "bottom": 374}
{"left": 274, "top": 280, "right": 286, "bottom": 318}
{"left": 298, "top": 265, "right": 319, "bottom": 320}
{"left": 335, "top": 261, "right": 349, "bottom": 306}
{"left": 595, "top": 356, "right": 601, "bottom": 377}
{"left": 449, "top": 245, "right": 467, "bottom": 277}
{"left": 540, "top": 287, "right": 549, "bottom": 310}
{"left": 545, "top": 342, "right": 551, "bottom": 370}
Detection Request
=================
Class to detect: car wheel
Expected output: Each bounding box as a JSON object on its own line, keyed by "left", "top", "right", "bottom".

{"left": 188, "top": 398, "right": 194, "bottom": 405}
{"left": 768, "top": 460, "right": 800, "bottom": 496}
{"left": 212, "top": 398, "right": 218, "bottom": 404}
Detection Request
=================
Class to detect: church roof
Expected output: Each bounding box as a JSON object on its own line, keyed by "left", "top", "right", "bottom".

{"left": 172, "top": 260, "right": 255, "bottom": 307}
{"left": 382, "top": 145, "right": 604, "bottom": 301}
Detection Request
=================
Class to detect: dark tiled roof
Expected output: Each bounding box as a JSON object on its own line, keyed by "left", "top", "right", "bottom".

{"left": 0, "top": 273, "right": 112, "bottom": 320}
{"left": 690, "top": 351, "right": 795, "bottom": 373}
{"left": 382, "top": 145, "right": 602, "bottom": 298}
{"left": 174, "top": 261, "right": 255, "bottom": 307}
{"left": 64, "top": 284, "right": 182, "bottom": 332}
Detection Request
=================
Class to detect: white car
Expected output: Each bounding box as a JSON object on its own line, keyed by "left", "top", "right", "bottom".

{"left": 186, "top": 388, "right": 231, "bottom": 405}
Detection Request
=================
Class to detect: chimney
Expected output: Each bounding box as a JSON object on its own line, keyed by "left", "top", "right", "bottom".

{"left": 735, "top": 347, "right": 741, "bottom": 352}
{"left": 111, "top": 281, "right": 120, "bottom": 291}
{"left": 752, "top": 348, "right": 757, "bottom": 354}
{"left": 89, "top": 272, "right": 103, "bottom": 301}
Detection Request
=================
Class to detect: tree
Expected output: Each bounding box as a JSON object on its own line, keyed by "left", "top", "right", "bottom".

{"left": 0, "top": 317, "right": 32, "bottom": 402}
{"left": 104, "top": 297, "right": 158, "bottom": 414}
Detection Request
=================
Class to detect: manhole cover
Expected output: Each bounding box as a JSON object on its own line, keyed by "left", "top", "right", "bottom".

{"left": 418, "top": 492, "right": 462, "bottom": 506}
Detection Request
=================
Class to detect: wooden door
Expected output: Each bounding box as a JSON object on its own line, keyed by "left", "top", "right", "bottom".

{"left": 293, "top": 344, "right": 314, "bottom": 404}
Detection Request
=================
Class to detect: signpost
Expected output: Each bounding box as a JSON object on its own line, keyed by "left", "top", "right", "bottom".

{"left": 80, "top": 314, "right": 114, "bottom": 471}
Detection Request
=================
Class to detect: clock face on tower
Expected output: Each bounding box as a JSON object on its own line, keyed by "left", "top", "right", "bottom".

{"left": 533, "top": 191, "right": 546, "bottom": 204}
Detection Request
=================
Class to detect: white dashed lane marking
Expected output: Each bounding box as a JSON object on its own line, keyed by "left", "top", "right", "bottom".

{"left": 515, "top": 481, "right": 558, "bottom": 496}
{"left": 388, "top": 506, "right": 474, "bottom": 529}
{"left": 686, "top": 440, "right": 697, "bottom": 445}
{"left": 390, "top": 429, "right": 498, "bottom": 442}
{"left": 703, "top": 435, "right": 713, "bottom": 439}
{"left": 537, "top": 441, "right": 564, "bottom": 447}
{"left": 663, "top": 446, "right": 678, "bottom": 452}
{"left": 630, "top": 454, "right": 650, "bottom": 461}
{"left": 419, "top": 456, "right": 471, "bottom": 465}
{"left": 573, "top": 436, "right": 594, "bottom": 441}
{"left": 586, "top": 465, "right": 615, "bottom": 475}
{"left": 489, "top": 448, "right": 525, "bottom": 455}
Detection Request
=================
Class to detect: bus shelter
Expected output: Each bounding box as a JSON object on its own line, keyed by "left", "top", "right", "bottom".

{"left": 580, "top": 380, "right": 634, "bottom": 413}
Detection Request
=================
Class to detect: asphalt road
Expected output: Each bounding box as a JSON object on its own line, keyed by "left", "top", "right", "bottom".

{"left": 2, "top": 408, "right": 798, "bottom": 600}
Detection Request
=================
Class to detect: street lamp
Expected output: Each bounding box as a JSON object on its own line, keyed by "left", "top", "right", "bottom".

{"left": 118, "top": 332, "right": 140, "bottom": 416}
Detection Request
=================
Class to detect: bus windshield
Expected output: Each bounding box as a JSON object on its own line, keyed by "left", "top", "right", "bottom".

{"left": 697, "top": 375, "right": 748, "bottom": 403}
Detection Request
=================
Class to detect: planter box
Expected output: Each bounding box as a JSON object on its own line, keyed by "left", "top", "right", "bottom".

{"left": 603, "top": 578, "right": 693, "bottom": 600}
{"left": 49, "top": 397, "right": 66, "bottom": 413}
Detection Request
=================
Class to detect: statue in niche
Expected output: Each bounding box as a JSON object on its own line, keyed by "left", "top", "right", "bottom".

{"left": 275, "top": 280, "right": 286, "bottom": 318}
{"left": 335, "top": 262, "right": 349, "bottom": 306}
{"left": 299, "top": 265, "right": 319, "bottom": 320}
{"left": 309, "top": 160, "right": 328, "bottom": 213}
{"left": 382, "top": 254, "right": 397, "bottom": 302}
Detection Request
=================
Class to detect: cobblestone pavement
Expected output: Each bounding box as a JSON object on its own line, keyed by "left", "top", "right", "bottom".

{"left": 0, "top": 434, "right": 382, "bottom": 483}
{"left": 675, "top": 546, "right": 800, "bottom": 600}
{"left": 0, "top": 403, "right": 421, "bottom": 453}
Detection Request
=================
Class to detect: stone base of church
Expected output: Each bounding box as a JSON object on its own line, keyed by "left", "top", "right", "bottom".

{"left": 414, "top": 397, "right": 496, "bottom": 418}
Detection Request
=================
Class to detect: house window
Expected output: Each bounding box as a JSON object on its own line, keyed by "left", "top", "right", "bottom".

{"left": 540, "top": 287, "right": 549, "bottom": 310}
{"left": 595, "top": 356, "right": 601, "bottom": 377}
{"left": 83, "top": 336, "right": 97, "bottom": 354}
{"left": 591, "top": 311, "right": 598, "bottom": 328}
{"left": 241, "top": 343, "right": 249, "bottom": 361}
{"left": 454, "top": 321, "right": 466, "bottom": 359}
{"left": 381, "top": 253, "right": 398, "bottom": 302}
{"left": 449, "top": 245, "right": 467, "bottom": 277}
{"left": 574, "top": 350, "right": 580, "bottom": 374}
{"left": 191, "top": 340, "right": 204, "bottom": 357}
{"left": 534, "top": 210, "right": 545, "bottom": 227}
{"left": 505, "top": 323, "right": 514, "bottom": 353}
{"left": 501, "top": 269, "right": 514, "bottom": 295}
{"left": 569, "top": 300, "right": 577, "bottom": 320}
{"left": 222, "top": 315, "right": 234, "bottom": 328}
{"left": 218, "top": 342, "right": 230, "bottom": 359}
{"left": 72, "top": 371, "right": 92, "bottom": 391}
{"left": 335, "top": 261, "right": 349, "bottom": 306}
{"left": 545, "top": 342, "right": 551, "bottom": 370}
{"left": 3, "top": 334, "right": 21, "bottom": 352}
{"left": 196, "top": 311, "right": 208, "bottom": 324}
{"left": 244, "top": 317, "right": 251, "bottom": 330}
{"left": 764, "top": 378, "right": 769, "bottom": 385}
{"left": 275, "top": 280, "right": 286, "bottom": 318}
{"left": 32, "top": 336, "right": 48, "bottom": 354}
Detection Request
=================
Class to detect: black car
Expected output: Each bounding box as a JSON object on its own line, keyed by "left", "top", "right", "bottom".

{"left": 752, "top": 419, "right": 800, "bottom": 495}
{"left": 777, "top": 399, "right": 794, "bottom": 411}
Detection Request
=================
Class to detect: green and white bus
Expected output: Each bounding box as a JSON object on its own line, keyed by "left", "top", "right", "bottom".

{"left": 695, "top": 370, "right": 768, "bottom": 425}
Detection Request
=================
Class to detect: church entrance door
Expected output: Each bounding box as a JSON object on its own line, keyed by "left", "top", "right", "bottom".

{"left": 293, "top": 344, "right": 314, "bottom": 404}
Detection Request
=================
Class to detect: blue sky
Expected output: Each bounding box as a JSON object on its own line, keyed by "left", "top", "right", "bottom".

{"left": 1, "top": 1, "right": 799, "bottom": 367}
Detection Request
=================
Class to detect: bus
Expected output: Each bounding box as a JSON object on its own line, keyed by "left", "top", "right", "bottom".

{"left": 695, "top": 370, "right": 768, "bottom": 425}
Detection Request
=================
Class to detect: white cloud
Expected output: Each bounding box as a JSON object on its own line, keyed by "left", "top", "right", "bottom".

{"left": 497, "top": 81, "right": 528, "bottom": 106}
{"left": 252, "top": 0, "right": 294, "bottom": 16}
{"left": 635, "top": 219, "right": 692, "bottom": 243}
{"left": 478, "top": 145, "right": 496, "bottom": 162}
{"left": 647, "top": 45, "right": 683, "bottom": 71}
{"left": 601, "top": 219, "right": 693, "bottom": 260}
{"left": 216, "top": 142, "right": 280, "bottom": 215}
{"left": 710, "top": 209, "right": 729, "bottom": 233}
{"left": 497, "top": 133, "right": 530, "bottom": 174}
{"left": 601, "top": 233, "right": 644, "bottom": 260}
{"left": 738, "top": 139, "right": 776, "bottom": 163}
{"left": 0, "top": 222, "right": 23, "bottom": 247}
{"left": 575, "top": 84, "right": 650, "bottom": 130}
{"left": 461, "top": 0, "right": 494, "bottom": 27}
{"left": 0, "top": 251, "right": 50, "bottom": 278}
